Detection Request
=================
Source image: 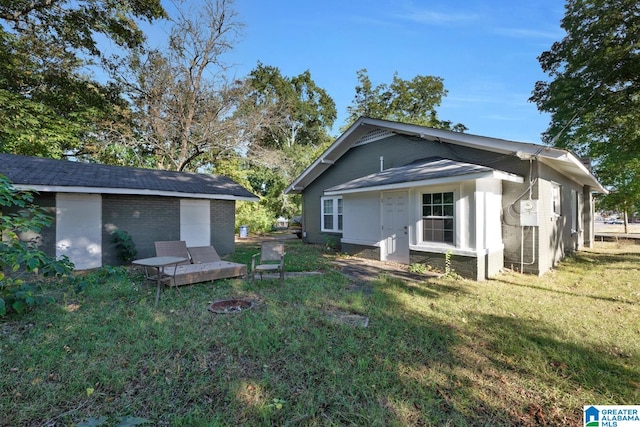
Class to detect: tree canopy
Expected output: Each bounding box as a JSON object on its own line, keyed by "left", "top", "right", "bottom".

{"left": 242, "top": 63, "right": 336, "bottom": 150}
{"left": 0, "top": 0, "right": 166, "bottom": 159}
{"left": 1, "top": 1, "right": 477, "bottom": 229}
{"left": 238, "top": 63, "right": 336, "bottom": 218}
{"left": 530, "top": 0, "right": 640, "bottom": 219}
{"left": 343, "top": 69, "right": 467, "bottom": 132}
{"left": 116, "top": 0, "right": 245, "bottom": 172}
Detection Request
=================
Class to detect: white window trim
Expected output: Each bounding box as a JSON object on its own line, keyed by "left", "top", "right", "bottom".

{"left": 414, "top": 187, "right": 458, "bottom": 251}
{"left": 551, "top": 182, "right": 562, "bottom": 218}
{"left": 321, "top": 196, "right": 343, "bottom": 232}
{"left": 421, "top": 190, "right": 455, "bottom": 245}
{"left": 571, "top": 189, "right": 582, "bottom": 234}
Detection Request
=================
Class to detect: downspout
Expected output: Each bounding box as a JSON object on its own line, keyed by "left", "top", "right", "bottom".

{"left": 380, "top": 156, "right": 384, "bottom": 172}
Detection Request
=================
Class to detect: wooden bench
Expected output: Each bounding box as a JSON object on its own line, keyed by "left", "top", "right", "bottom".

{"left": 154, "top": 241, "right": 247, "bottom": 287}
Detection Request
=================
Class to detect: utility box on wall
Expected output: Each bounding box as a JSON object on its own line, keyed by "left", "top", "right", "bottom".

{"left": 520, "top": 199, "right": 539, "bottom": 227}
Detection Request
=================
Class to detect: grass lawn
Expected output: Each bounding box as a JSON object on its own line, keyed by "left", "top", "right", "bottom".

{"left": 1, "top": 238, "right": 639, "bottom": 426}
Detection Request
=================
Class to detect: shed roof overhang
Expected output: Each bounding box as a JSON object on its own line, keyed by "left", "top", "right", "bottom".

{"left": 323, "top": 157, "right": 524, "bottom": 196}
{"left": 12, "top": 184, "right": 260, "bottom": 202}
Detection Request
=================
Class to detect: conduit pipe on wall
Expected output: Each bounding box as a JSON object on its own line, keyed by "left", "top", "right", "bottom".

{"left": 520, "top": 225, "right": 536, "bottom": 273}
{"left": 518, "top": 158, "right": 537, "bottom": 272}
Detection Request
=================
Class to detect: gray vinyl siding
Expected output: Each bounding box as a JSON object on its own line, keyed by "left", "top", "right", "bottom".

{"left": 301, "top": 133, "right": 594, "bottom": 279}
{"left": 304, "top": 135, "right": 510, "bottom": 280}
{"left": 536, "top": 163, "right": 586, "bottom": 274}
{"left": 501, "top": 177, "right": 540, "bottom": 274}
{"left": 500, "top": 162, "right": 588, "bottom": 275}
{"left": 303, "top": 134, "right": 531, "bottom": 245}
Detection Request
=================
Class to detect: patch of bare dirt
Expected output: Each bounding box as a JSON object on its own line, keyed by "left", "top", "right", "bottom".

{"left": 208, "top": 299, "right": 254, "bottom": 313}
{"left": 324, "top": 309, "right": 369, "bottom": 328}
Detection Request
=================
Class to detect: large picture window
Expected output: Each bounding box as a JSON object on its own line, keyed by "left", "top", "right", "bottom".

{"left": 321, "top": 196, "right": 343, "bottom": 232}
{"left": 422, "top": 192, "right": 454, "bottom": 243}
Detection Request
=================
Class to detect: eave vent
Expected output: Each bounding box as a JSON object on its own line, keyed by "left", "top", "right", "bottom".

{"left": 354, "top": 129, "right": 394, "bottom": 146}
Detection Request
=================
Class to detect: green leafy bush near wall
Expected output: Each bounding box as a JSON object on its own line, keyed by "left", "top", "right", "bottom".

{"left": 111, "top": 229, "right": 137, "bottom": 263}
{"left": 235, "top": 200, "right": 275, "bottom": 235}
{"left": 0, "top": 175, "right": 74, "bottom": 316}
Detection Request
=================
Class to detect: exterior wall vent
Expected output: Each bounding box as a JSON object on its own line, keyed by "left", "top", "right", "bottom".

{"left": 354, "top": 129, "right": 394, "bottom": 146}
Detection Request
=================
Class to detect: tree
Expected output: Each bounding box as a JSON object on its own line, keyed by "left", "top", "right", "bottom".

{"left": 530, "top": 0, "right": 640, "bottom": 225}
{"left": 343, "top": 69, "right": 467, "bottom": 132}
{"left": 0, "top": 0, "right": 166, "bottom": 159}
{"left": 116, "top": 0, "right": 246, "bottom": 172}
{"left": 593, "top": 156, "right": 640, "bottom": 233}
{"left": 242, "top": 63, "right": 336, "bottom": 150}
{"left": 239, "top": 63, "right": 336, "bottom": 217}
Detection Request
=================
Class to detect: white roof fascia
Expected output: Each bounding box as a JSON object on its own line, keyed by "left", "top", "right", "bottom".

{"left": 394, "top": 125, "right": 606, "bottom": 193}
{"left": 284, "top": 118, "right": 375, "bottom": 194}
{"left": 324, "top": 170, "right": 523, "bottom": 196}
{"left": 12, "top": 184, "right": 260, "bottom": 201}
{"left": 363, "top": 118, "right": 550, "bottom": 155}
{"left": 285, "top": 117, "right": 606, "bottom": 194}
{"left": 536, "top": 156, "right": 607, "bottom": 193}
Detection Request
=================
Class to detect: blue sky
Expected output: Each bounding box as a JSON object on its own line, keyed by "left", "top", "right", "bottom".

{"left": 150, "top": 0, "right": 567, "bottom": 143}
{"left": 228, "top": 0, "right": 566, "bottom": 143}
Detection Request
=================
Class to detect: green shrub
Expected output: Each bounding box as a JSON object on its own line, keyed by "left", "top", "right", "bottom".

{"left": 323, "top": 235, "right": 340, "bottom": 252}
{"left": 408, "top": 263, "right": 427, "bottom": 274}
{"left": 70, "top": 265, "right": 131, "bottom": 293}
{"left": 0, "top": 175, "right": 74, "bottom": 316}
{"left": 235, "top": 200, "right": 275, "bottom": 234}
{"left": 111, "top": 229, "right": 137, "bottom": 263}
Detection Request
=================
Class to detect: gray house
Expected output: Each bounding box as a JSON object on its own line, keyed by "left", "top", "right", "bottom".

{"left": 0, "top": 154, "right": 258, "bottom": 270}
{"left": 285, "top": 118, "right": 607, "bottom": 280}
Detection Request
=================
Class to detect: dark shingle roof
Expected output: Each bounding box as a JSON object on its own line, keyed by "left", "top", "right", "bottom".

{"left": 286, "top": 117, "right": 607, "bottom": 195}
{"left": 325, "top": 157, "right": 521, "bottom": 194}
{"left": 0, "top": 154, "right": 258, "bottom": 201}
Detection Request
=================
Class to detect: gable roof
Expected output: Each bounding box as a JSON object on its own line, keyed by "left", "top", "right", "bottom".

{"left": 324, "top": 157, "right": 524, "bottom": 196}
{"left": 285, "top": 117, "right": 607, "bottom": 194}
{"left": 0, "top": 154, "right": 259, "bottom": 201}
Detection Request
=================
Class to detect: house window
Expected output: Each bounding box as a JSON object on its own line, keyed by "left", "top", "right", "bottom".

{"left": 551, "top": 182, "right": 562, "bottom": 216}
{"left": 321, "top": 196, "right": 343, "bottom": 232}
{"left": 422, "top": 192, "right": 454, "bottom": 243}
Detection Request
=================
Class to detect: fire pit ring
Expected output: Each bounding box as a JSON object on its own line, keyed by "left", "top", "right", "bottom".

{"left": 208, "top": 299, "right": 254, "bottom": 314}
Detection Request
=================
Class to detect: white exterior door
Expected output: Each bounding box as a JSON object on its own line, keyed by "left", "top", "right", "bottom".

{"left": 56, "top": 193, "right": 102, "bottom": 270}
{"left": 180, "top": 199, "right": 210, "bottom": 247}
{"left": 382, "top": 191, "right": 410, "bottom": 264}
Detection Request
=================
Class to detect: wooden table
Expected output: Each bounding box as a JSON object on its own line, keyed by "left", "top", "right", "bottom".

{"left": 132, "top": 256, "right": 188, "bottom": 307}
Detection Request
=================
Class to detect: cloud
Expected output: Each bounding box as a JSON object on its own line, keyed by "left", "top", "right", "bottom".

{"left": 493, "top": 27, "right": 563, "bottom": 40}
{"left": 396, "top": 9, "right": 479, "bottom": 25}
